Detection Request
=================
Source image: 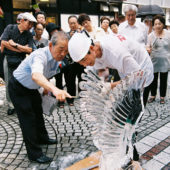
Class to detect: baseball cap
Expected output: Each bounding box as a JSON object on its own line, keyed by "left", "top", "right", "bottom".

{"left": 17, "top": 13, "right": 23, "bottom": 20}
{"left": 68, "top": 32, "right": 91, "bottom": 62}
{"left": 22, "top": 12, "right": 37, "bottom": 23}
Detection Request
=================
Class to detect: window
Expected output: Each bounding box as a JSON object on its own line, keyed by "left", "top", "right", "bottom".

{"left": 13, "top": 0, "right": 32, "bottom": 9}
{"left": 13, "top": 0, "right": 56, "bottom": 9}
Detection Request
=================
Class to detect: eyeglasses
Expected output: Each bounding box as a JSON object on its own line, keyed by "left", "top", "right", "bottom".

{"left": 36, "top": 28, "right": 43, "bottom": 31}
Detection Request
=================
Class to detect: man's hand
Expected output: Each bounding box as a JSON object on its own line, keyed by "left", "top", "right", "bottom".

{"left": 146, "top": 46, "right": 152, "bottom": 54}
{"left": 110, "top": 81, "right": 121, "bottom": 89}
{"left": 43, "top": 88, "right": 49, "bottom": 95}
{"left": 52, "top": 88, "right": 72, "bottom": 102}
{"left": 32, "top": 72, "right": 72, "bottom": 101}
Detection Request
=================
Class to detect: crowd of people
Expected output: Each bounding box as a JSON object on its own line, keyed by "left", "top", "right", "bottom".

{"left": 0, "top": 3, "right": 169, "bottom": 164}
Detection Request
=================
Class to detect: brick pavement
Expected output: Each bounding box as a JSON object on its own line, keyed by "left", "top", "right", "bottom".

{"left": 0, "top": 85, "right": 169, "bottom": 170}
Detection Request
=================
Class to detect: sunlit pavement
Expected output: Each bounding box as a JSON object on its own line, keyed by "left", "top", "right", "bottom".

{"left": 0, "top": 85, "right": 169, "bottom": 170}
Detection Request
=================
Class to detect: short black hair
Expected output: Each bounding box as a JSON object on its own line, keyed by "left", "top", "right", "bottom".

{"left": 68, "top": 15, "right": 78, "bottom": 23}
{"left": 34, "top": 23, "right": 45, "bottom": 29}
{"left": 109, "top": 20, "right": 119, "bottom": 27}
{"left": 34, "top": 11, "right": 46, "bottom": 19}
{"left": 117, "top": 15, "right": 125, "bottom": 23}
{"left": 100, "top": 16, "right": 110, "bottom": 24}
{"left": 78, "top": 13, "right": 90, "bottom": 25}
{"left": 152, "top": 15, "right": 165, "bottom": 27}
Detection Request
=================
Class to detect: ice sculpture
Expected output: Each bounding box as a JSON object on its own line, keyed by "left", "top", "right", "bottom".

{"left": 79, "top": 69, "right": 146, "bottom": 170}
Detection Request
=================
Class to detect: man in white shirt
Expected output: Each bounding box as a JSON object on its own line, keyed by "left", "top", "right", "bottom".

{"left": 68, "top": 32, "right": 153, "bottom": 89}
{"left": 68, "top": 32, "right": 153, "bottom": 162}
{"left": 119, "top": 4, "right": 148, "bottom": 46}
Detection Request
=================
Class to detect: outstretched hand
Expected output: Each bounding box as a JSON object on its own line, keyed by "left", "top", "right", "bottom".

{"left": 52, "top": 88, "right": 72, "bottom": 102}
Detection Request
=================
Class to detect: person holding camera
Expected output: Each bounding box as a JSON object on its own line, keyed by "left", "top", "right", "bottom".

{"left": 33, "top": 23, "right": 48, "bottom": 49}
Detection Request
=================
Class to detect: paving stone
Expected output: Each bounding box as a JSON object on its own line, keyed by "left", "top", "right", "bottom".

{"left": 143, "top": 159, "right": 164, "bottom": 170}
{"left": 62, "top": 147, "right": 72, "bottom": 152}
{"left": 149, "top": 131, "right": 169, "bottom": 141}
{"left": 158, "top": 126, "right": 170, "bottom": 135}
{"left": 0, "top": 163, "right": 8, "bottom": 169}
{"left": 135, "top": 142, "right": 152, "bottom": 154}
{"left": 153, "top": 152, "right": 170, "bottom": 164}
{"left": 140, "top": 136, "right": 161, "bottom": 147}
{"left": 163, "top": 146, "right": 170, "bottom": 154}
{"left": 72, "top": 148, "right": 84, "bottom": 153}
{"left": 0, "top": 153, "right": 9, "bottom": 158}
{"left": 3, "top": 158, "right": 14, "bottom": 164}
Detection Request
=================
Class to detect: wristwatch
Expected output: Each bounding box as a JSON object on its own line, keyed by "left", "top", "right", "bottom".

{"left": 15, "top": 43, "right": 18, "bottom": 48}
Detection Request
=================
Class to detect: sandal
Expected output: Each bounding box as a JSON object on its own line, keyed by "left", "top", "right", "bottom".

{"left": 69, "top": 103, "right": 74, "bottom": 106}
{"left": 148, "top": 97, "right": 155, "bottom": 103}
{"left": 160, "top": 98, "right": 165, "bottom": 104}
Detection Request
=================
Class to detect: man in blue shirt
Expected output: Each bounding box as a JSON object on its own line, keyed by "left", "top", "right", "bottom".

{"left": 8, "top": 31, "right": 71, "bottom": 163}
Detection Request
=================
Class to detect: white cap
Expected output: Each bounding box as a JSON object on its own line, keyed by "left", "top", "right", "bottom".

{"left": 68, "top": 32, "right": 91, "bottom": 62}
{"left": 17, "top": 13, "right": 23, "bottom": 20}
{"left": 22, "top": 12, "right": 37, "bottom": 23}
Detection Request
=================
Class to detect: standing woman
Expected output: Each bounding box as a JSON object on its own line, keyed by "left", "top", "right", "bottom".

{"left": 147, "top": 15, "right": 170, "bottom": 104}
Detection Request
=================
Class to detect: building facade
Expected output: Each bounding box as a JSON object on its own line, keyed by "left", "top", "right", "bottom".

{"left": 0, "top": 0, "right": 123, "bottom": 33}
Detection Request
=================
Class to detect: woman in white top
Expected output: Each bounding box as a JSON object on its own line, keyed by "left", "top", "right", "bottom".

{"left": 78, "top": 13, "right": 105, "bottom": 40}
{"left": 146, "top": 15, "right": 170, "bottom": 104}
{"left": 100, "top": 16, "right": 111, "bottom": 35}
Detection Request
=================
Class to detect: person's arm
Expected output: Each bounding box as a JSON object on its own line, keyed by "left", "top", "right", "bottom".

{"left": 8, "top": 40, "right": 32, "bottom": 54}
{"left": 1, "top": 40, "right": 21, "bottom": 53}
{"left": 32, "top": 72, "right": 72, "bottom": 101}
{"left": 1, "top": 25, "right": 21, "bottom": 53}
{"left": 146, "top": 34, "right": 152, "bottom": 54}
{"left": 110, "top": 81, "right": 121, "bottom": 89}
{"left": 16, "top": 44, "right": 32, "bottom": 53}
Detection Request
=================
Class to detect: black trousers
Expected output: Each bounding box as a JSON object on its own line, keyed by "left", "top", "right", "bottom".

{"left": 0, "top": 52, "right": 4, "bottom": 79}
{"left": 143, "top": 84, "right": 151, "bottom": 107}
{"left": 143, "top": 72, "right": 168, "bottom": 106}
{"left": 8, "top": 76, "right": 49, "bottom": 160}
{"left": 150, "top": 72, "right": 168, "bottom": 97}
{"left": 55, "top": 63, "right": 84, "bottom": 103}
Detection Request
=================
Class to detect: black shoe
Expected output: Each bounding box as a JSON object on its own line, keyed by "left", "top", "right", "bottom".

{"left": 57, "top": 102, "right": 64, "bottom": 108}
{"left": 7, "top": 108, "right": 15, "bottom": 115}
{"left": 39, "top": 138, "right": 57, "bottom": 145}
{"left": 31, "top": 155, "right": 52, "bottom": 163}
